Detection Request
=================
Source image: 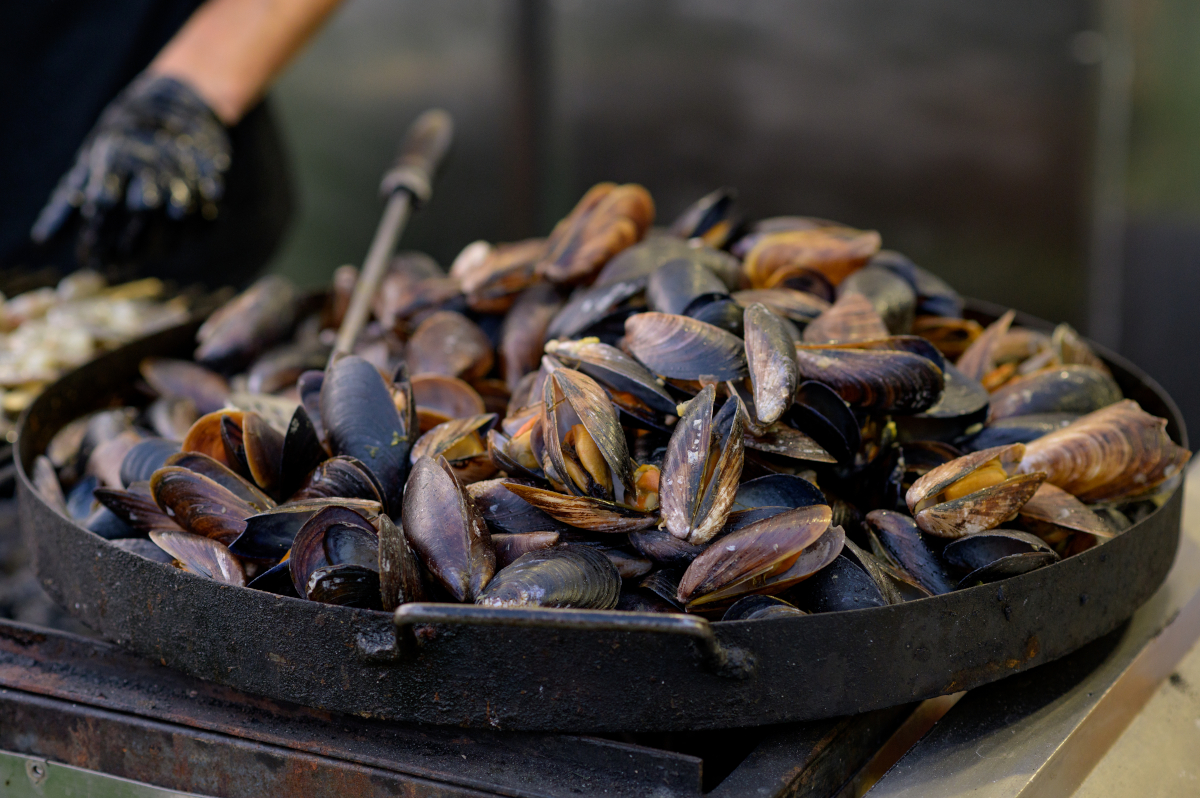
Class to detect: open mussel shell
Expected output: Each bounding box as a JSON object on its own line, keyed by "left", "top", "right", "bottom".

{"left": 803, "top": 292, "right": 890, "bottom": 344}
{"left": 545, "top": 338, "right": 677, "bottom": 425}
{"left": 956, "top": 551, "right": 1060, "bottom": 588}
{"left": 905, "top": 443, "right": 1045, "bottom": 538}
{"left": 278, "top": 405, "right": 328, "bottom": 499}
{"left": 150, "top": 466, "right": 258, "bottom": 545}
{"left": 406, "top": 311, "right": 494, "bottom": 382}
{"left": 744, "top": 226, "right": 881, "bottom": 290}
{"left": 963, "top": 412, "right": 1077, "bottom": 452}
{"left": 787, "top": 555, "right": 888, "bottom": 613}
{"left": 1017, "top": 483, "right": 1115, "bottom": 541}
{"left": 790, "top": 380, "right": 861, "bottom": 464}
{"left": 743, "top": 419, "right": 836, "bottom": 464}
{"left": 501, "top": 482, "right": 656, "bottom": 533}
{"left": 164, "top": 451, "right": 274, "bottom": 512}
{"left": 150, "top": 530, "right": 246, "bottom": 586}
{"left": 536, "top": 182, "right": 655, "bottom": 286}
{"left": 377, "top": 514, "right": 424, "bottom": 611}
{"left": 596, "top": 234, "right": 739, "bottom": 290}
{"left": 288, "top": 505, "right": 380, "bottom": 599}
{"left": 661, "top": 385, "right": 744, "bottom": 544}
{"left": 988, "top": 365, "right": 1122, "bottom": 422}
{"left": 625, "top": 313, "right": 748, "bottom": 381}
{"left": 722, "top": 595, "right": 807, "bottom": 621}
{"left": 468, "top": 478, "right": 567, "bottom": 534}
{"left": 896, "top": 361, "right": 989, "bottom": 444}
{"left": 410, "top": 414, "right": 498, "bottom": 484}
{"left": 181, "top": 409, "right": 244, "bottom": 469}
{"left": 956, "top": 309, "right": 1015, "bottom": 383}
{"left": 222, "top": 411, "right": 285, "bottom": 496}
{"left": 412, "top": 374, "right": 487, "bottom": 432}
{"left": 402, "top": 456, "right": 495, "bottom": 602}
{"left": 793, "top": 345, "right": 944, "bottom": 415}
{"left": 839, "top": 263, "right": 917, "bottom": 335}
{"left": 677, "top": 504, "right": 833, "bottom": 609}
{"left": 305, "top": 564, "right": 382, "bottom": 608}
{"left": 119, "top": 437, "right": 181, "bottom": 487}
{"left": 544, "top": 278, "right": 643, "bottom": 343}
{"left": 320, "top": 355, "right": 413, "bottom": 514}
{"left": 669, "top": 186, "right": 741, "bottom": 247}
{"left": 228, "top": 498, "right": 382, "bottom": 562}
{"left": 942, "top": 529, "right": 1056, "bottom": 572}
{"left": 839, "top": 538, "right": 903, "bottom": 605}
{"left": 140, "top": 357, "right": 230, "bottom": 416}
{"left": 744, "top": 303, "right": 799, "bottom": 425}
{"left": 290, "top": 456, "right": 383, "bottom": 505}
{"left": 1017, "top": 399, "right": 1191, "bottom": 503}
{"left": 647, "top": 258, "right": 728, "bottom": 316}
{"left": 477, "top": 544, "right": 622, "bottom": 609}
{"left": 542, "top": 368, "right": 634, "bottom": 503}
{"left": 864, "top": 510, "right": 954, "bottom": 596}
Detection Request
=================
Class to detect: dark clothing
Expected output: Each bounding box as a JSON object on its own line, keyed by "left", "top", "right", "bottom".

{"left": 0, "top": 0, "right": 293, "bottom": 290}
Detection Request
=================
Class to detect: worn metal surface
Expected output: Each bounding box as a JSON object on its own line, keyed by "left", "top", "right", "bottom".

{"left": 0, "top": 749, "right": 213, "bottom": 798}
{"left": 13, "top": 305, "right": 1188, "bottom": 732}
{"left": 866, "top": 464, "right": 1200, "bottom": 797}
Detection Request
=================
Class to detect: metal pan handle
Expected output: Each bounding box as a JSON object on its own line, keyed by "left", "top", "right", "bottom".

{"left": 356, "top": 603, "right": 756, "bottom": 679}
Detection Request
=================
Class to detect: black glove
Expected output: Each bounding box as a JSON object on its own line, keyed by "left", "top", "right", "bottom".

{"left": 31, "top": 73, "right": 232, "bottom": 265}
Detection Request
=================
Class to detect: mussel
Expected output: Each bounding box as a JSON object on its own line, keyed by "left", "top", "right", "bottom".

{"left": 476, "top": 544, "right": 621, "bottom": 609}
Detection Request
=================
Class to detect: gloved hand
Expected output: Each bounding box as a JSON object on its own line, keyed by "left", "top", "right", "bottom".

{"left": 31, "top": 73, "right": 232, "bottom": 264}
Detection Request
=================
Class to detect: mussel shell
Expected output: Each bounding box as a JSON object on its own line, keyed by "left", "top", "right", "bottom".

{"left": 306, "top": 564, "right": 382, "bottom": 608}
{"left": 377, "top": 514, "right": 425, "bottom": 610}
{"left": 239, "top": 411, "right": 285, "bottom": 495}
{"left": 839, "top": 538, "right": 903, "bottom": 605}
{"left": 838, "top": 265, "right": 916, "bottom": 335}
{"left": 468, "top": 478, "right": 566, "bottom": 534}
{"left": 677, "top": 504, "right": 833, "bottom": 608}
{"left": 150, "top": 466, "right": 257, "bottom": 544}
{"left": 744, "top": 227, "right": 881, "bottom": 289}
{"left": 406, "top": 311, "right": 494, "bottom": 382}
{"left": 146, "top": 396, "right": 199, "bottom": 441}
{"left": 477, "top": 544, "right": 622, "bottom": 609}
{"left": 722, "top": 595, "right": 807, "bottom": 621}
{"left": 66, "top": 475, "right": 98, "bottom": 521}
{"left": 149, "top": 529, "right": 246, "bottom": 586}
{"left": 246, "top": 559, "right": 299, "bottom": 597}
{"left": 246, "top": 339, "right": 331, "bottom": 395}
{"left": 660, "top": 386, "right": 744, "bottom": 544}
{"left": 544, "top": 339, "right": 677, "bottom": 418}
{"left": 963, "top": 413, "right": 1078, "bottom": 452}
{"left": 942, "top": 529, "right": 1056, "bottom": 573}
{"left": 492, "top": 531, "right": 562, "bottom": 569}
{"left": 733, "top": 474, "right": 825, "bottom": 511}
{"left": 164, "top": 451, "right": 274, "bottom": 512}
{"left": 625, "top": 313, "right": 748, "bottom": 381}
{"left": 786, "top": 556, "right": 889, "bottom": 613}
{"left": 638, "top": 568, "right": 686, "bottom": 610}
{"left": 790, "top": 380, "right": 861, "bottom": 464}
{"left": 119, "top": 437, "right": 181, "bottom": 487}
{"left": 743, "top": 421, "right": 837, "bottom": 464}
{"left": 595, "top": 236, "right": 739, "bottom": 290}
{"left": 94, "top": 483, "right": 180, "bottom": 536}
{"left": 955, "top": 309, "right": 1016, "bottom": 383}
{"left": 289, "top": 505, "right": 378, "bottom": 596}
{"left": 321, "top": 355, "right": 411, "bottom": 514}
{"left": 1017, "top": 399, "right": 1191, "bottom": 503}
{"left": 864, "top": 510, "right": 954, "bottom": 595}
{"left": 195, "top": 274, "right": 298, "bottom": 373}
{"left": 598, "top": 546, "right": 654, "bottom": 580}
{"left": 793, "top": 347, "right": 944, "bottom": 415}
{"left": 647, "top": 258, "right": 728, "bottom": 316}
{"left": 410, "top": 414, "right": 498, "bottom": 484}
{"left": 140, "top": 358, "right": 230, "bottom": 415}
{"left": 685, "top": 296, "right": 745, "bottom": 338}
{"left": 1017, "top": 483, "right": 1115, "bottom": 539}
{"left": 628, "top": 527, "right": 709, "bottom": 565}
{"left": 872, "top": 251, "right": 963, "bottom": 318}
{"left": 987, "top": 365, "right": 1122, "bottom": 422}
{"left": 802, "top": 292, "right": 889, "bottom": 344}
{"left": 536, "top": 183, "right": 655, "bottom": 286}
{"left": 324, "top": 517, "right": 380, "bottom": 568}
{"left": 278, "top": 406, "right": 328, "bottom": 499}
{"left": 897, "top": 361, "right": 989, "bottom": 444}
{"left": 957, "top": 552, "right": 1060, "bottom": 588}
{"left": 543, "top": 368, "right": 634, "bottom": 502}
{"left": 230, "top": 499, "right": 380, "bottom": 562}
{"left": 669, "top": 187, "right": 739, "bottom": 243}
{"left": 545, "top": 279, "right": 644, "bottom": 343}
{"left": 403, "top": 456, "right": 495, "bottom": 602}
{"left": 501, "top": 482, "right": 656, "bottom": 533}
{"left": 111, "top": 537, "right": 176, "bottom": 565}
{"left": 732, "top": 289, "right": 829, "bottom": 325}
{"left": 84, "top": 505, "right": 135, "bottom": 540}
{"left": 744, "top": 303, "right": 799, "bottom": 426}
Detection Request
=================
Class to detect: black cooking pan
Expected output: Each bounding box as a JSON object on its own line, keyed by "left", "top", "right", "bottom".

{"left": 15, "top": 301, "right": 1186, "bottom": 733}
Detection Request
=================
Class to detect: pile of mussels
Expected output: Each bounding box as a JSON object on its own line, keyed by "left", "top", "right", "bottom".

{"left": 34, "top": 184, "right": 1192, "bottom": 620}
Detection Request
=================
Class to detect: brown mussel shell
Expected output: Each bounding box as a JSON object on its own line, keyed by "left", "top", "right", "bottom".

{"left": 149, "top": 530, "right": 246, "bottom": 586}
{"left": 476, "top": 544, "right": 622, "bottom": 609}
{"left": 744, "top": 303, "right": 799, "bottom": 425}
{"left": 987, "top": 365, "right": 1122, "bottom": 422}
{"left": 661, "top": 385, "right": 745, "bottom": 544}
{"left": 793, "top": 346, "right": 944, "bottom": 415}
{"left": 537, "top": 183, "right": 655, "bottom": 286}
{"left": 499, "top": 283, "right": 563, "bottom": 390}
{"left": 402, "top": 456, "right": 495, "bottom": 602}
{"left": 542, "top": 368, "right": 634, "bottom": 503}
{"left": 677, "top": 504, "right": 833, "bottom": 609}
{"left": 181, "top": 409, "right": 244, "bottom": 469}
{"left": 1017, "top": 399, "right": 1191, "bottom": 503}
{"left": 905, "top": 443, "right": 1045, "bottom": 538}
{"left": 377, "top": 514, "right": 424, "bottom": 610}
{"left": 956, "top": 309, "right": 1015, "bottom": 383}
{"left": 164, "top": 451, "right": 274, "bottom": 512}
{"left": 1017, "top": 483, "right": 1115, "bottom": 540}
{"left": 624, "top": 312, "right": 748, "bottom": 381}
{"left": 410, "top": 414, "right": 498, "bottom": 484}
{"left": 140, "top": 357, "right": 230, "bottom": 415}
{"left": 802, "top": 292, "right": 889, "bottom": 344}
{"left": 744, "top": 227, "right": 881, "bottom": 289}
{"left": 732, "top": 288, "right": 829, "bottom": 325}
{"left": 94, "top": 482, "right": 183, "bottom": 535}
{"left": 150, "top": 466, "right": 259, "bottom": 545}
{"left": 406, "top": 311, "right": 494, "bottom": 382}
{"left": 501, "top": 481, "right": 656, "bottom": 533}
{"left": 194, "top": 274, "right": 298, "bottom": 373}
{"left": 492, "top": 531, "right": 562, "bottom": 569}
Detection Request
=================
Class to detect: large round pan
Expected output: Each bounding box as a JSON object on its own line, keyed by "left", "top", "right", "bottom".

{"left": 16, "top": 302, "right": 1186, "bottom": 733}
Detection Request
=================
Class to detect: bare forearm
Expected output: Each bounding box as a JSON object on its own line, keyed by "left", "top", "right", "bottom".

{"left": 149, "top": 0, "right": 343, "bottom": 124}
